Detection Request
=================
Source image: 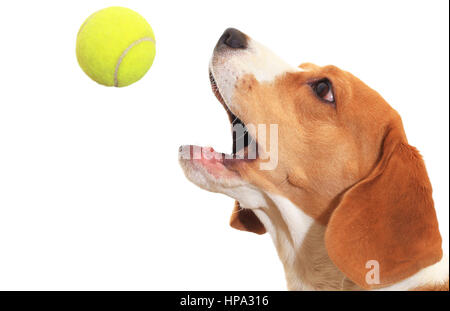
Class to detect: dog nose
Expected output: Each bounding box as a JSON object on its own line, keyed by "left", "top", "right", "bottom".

{"left": 216, "top": 28, "right": 248, "bottom": 49}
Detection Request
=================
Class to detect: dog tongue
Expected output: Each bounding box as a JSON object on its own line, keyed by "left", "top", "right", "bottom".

{"left": 196, "top": 146, "right": 224, "bottom": 162}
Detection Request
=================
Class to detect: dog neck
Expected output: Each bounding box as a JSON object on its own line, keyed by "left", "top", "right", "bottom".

{"left": 253, "top": 193, "right": 359, "bottom": 290}
{"left": 252, "top": 193, "right": 449, "bottom": 291}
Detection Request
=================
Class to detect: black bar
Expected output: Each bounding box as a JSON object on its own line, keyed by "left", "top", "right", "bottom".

{"left": 0, "top": 291, "right": 448, "bottom": 309}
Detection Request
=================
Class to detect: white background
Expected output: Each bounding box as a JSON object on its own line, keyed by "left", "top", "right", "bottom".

{"left": 0, "top": 0, "right": 448, "bottom": 290}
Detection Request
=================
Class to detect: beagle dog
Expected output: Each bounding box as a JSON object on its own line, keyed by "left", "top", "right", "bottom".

{"left": 179, "top": 28, "right": 449, "bottom": 291}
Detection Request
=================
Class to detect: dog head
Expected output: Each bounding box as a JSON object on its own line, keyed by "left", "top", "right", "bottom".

{"left": 179, "top": 28, "right": 442, "bottom": 289}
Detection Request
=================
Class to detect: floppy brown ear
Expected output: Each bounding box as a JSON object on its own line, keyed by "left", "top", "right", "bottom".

{"left": 230, "top": 201, "right": 266, "bottom": 235}
{"left": 325, "top": 123, "right": 443, "bottom": 289}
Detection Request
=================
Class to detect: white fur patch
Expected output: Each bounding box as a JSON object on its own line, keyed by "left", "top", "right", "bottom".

{"left": 210, "top": 38, "right": 301, "bottom": 117}
{"left": 178, "top": 153, "right": 266, "bottom": 209}
{"left": 377, "top": 255, "right": 449, "bottom": 291}
{"left": 253, "top": 194, "right": 315, "bottom": 290}
{"left": 267, "top": 194, "right": 314, "bottom": 251}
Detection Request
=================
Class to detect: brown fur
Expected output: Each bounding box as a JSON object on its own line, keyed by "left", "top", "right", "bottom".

{"left": 226, "top": 64, "right": 444, "bottom": 289}
{"left": 230, "top": 201, "right": 265, "bottom": 234}
{"left": 325, "top": 125, "right": 443, "bottom": 289}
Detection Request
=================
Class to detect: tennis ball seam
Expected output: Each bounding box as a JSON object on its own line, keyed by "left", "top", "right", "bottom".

{"left": 77, "top": 10, "right": 99, "bottom": 36}
{"left": 113, "top": 37, "right": 155, "bottom": 87}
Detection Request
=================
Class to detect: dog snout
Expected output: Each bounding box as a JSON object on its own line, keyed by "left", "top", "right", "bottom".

{"left": 216, "top": 28, "right": 248, "bottom": 50}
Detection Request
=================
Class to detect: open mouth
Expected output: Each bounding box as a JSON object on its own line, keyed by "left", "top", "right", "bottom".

{"left": 209, "top": 71, "right": 258, "bottom": 158}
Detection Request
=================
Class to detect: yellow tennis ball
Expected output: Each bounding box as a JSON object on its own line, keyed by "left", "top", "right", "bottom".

{"left": 76, "top": 6, "right": 156, "bottom": 87}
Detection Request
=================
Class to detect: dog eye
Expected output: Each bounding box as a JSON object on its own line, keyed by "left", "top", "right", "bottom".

{"left": 312, "top": 79, "right": 334, "bottom": 103}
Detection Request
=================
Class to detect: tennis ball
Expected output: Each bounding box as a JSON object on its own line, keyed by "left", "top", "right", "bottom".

{"left": 76, "top": 6, "right": 156, "bottom": 87}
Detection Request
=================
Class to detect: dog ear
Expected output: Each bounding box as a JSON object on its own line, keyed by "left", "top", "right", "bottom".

{"left": 230, "top": 201, "right": 266, "bottom": 235}
{"left": 325, "top": 122, "right": 443, "bottom": 289}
